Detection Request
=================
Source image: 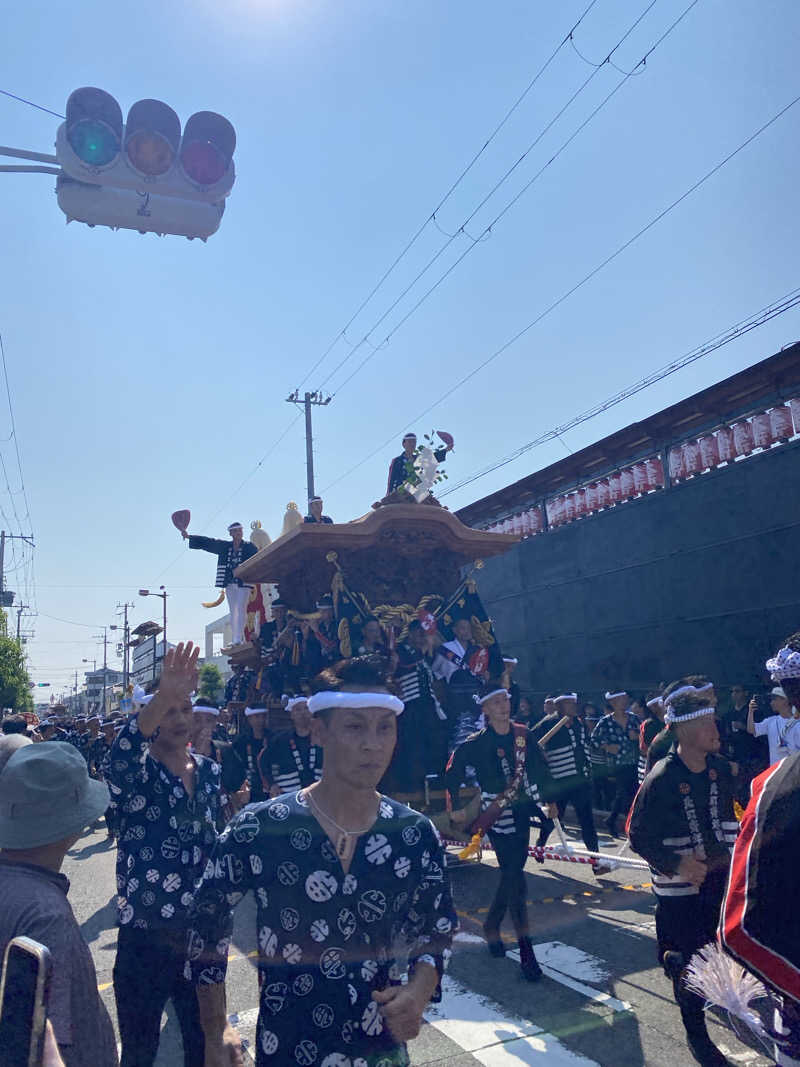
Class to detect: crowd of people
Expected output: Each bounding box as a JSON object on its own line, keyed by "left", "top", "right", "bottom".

{"left": 1, "top": 621, "right": 799, "bottom": 1067}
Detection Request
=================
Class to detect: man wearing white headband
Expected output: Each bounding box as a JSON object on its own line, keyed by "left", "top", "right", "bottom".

{"left": 230, "top": 702, "right": 270, "bottom": 803}
{"left": 445, "top": 678, "right": 555, "bottom": 980}
{"left": 101, "top": 642, "right": 227, "bottom": 1067}
{"left": 533, "top": 692, "right": 601, "bottom": 860}
{"left": 259, "top": 695, "right": 323, "bottom": 796}
{"left": 191, "top": 657, "right": 456, "bottom": 1067}
{"left": 591, "top": 691, "right": 640, "bottom": 838}
{"left": 183, "top": 521, "right": 258, "bottom": 646}
{"left": 628, "top": 677, "right": 738, "bottom": 1067}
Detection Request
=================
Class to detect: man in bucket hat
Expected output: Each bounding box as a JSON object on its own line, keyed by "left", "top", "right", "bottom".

{"left": 0, "top": 742, "right": 118, "bottom": 1067}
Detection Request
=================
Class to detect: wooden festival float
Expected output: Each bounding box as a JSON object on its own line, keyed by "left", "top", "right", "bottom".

{"left": 233, "top": 503, "right": 519, "bottom": 824}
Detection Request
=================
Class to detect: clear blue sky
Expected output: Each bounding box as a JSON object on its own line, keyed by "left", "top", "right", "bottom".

{"left": 2, "top": 0, "right": 799, "bottom": 696}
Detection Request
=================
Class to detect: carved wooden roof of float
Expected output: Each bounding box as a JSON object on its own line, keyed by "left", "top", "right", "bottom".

{"left": 235, "top": 505, "right": 518, "bottom": 611}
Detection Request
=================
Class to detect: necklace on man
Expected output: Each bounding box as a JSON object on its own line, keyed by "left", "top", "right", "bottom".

{"left": 305, "top": 791, "right": 376, "bottom": 858}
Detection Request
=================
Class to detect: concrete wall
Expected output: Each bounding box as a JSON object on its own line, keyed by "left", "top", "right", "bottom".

{"left": 476, "top": 440, "right": 800, "bottom": 704}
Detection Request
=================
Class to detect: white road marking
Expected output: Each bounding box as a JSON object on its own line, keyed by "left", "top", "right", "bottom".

{"left": 424, "top": 973, "right": 599, "bottom": 1065}
{"left": 506, "top": 945, "right": 631, "bottom": 1013}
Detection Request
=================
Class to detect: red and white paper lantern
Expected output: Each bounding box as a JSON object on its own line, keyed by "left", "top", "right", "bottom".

{"left": 620, "top": 468, "right": 635, "bottom": 498}
{"left": 716, "top": 426, "right": 735, "bottom": 463}
{"left": 790, "top": 398, "right": 800, "bottom": 435}
{"left": 668, "top": 448, "right": 685, "bottom": 482}
{"left": 575, "top": 489, "right": 587, "bottom": 518}
{"left": 752, "top": 412, "right": 774, "bottom": 450}
{"left": 585, "top": 483, "right": 598, "bottom": 511}
{"left": 698, "top": 434, "right": 720, "bottom": 470}
{"left": 563, "top": 494, "right": 576, "bottom": 522}
{"left": 608, "top": 473, "right": 622, "bottom": 504}
{"left": 770, "top": 405, "right": 794, "bottom": 441}
{"left": 645, "top": 456, "right": 664, "bottom": 487}
{"left": 681, "top": 440, "right": 700, "bottom": 477}
{"left": 733, "top": 420, "right": 754, "bottom": 456}
{"left": 596, "top": 479, "right": 610, "bottom": 508}
{"left": 529, "top": 507, "right": 543, "bottom": 534}
{"left": 632, "top": 463, "right": 649, "bottom": 494}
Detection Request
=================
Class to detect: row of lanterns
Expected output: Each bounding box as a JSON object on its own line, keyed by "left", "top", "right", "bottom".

{"left": 668, "top": 401, "right": 799, "bottom": 481}
{"left": 484, "top": 397, "right": 800, "bottom": 537}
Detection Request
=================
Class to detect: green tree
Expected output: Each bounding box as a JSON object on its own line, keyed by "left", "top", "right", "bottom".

{"left": 198, "top": 662, "right": 224, "bottom": 704}
{"left": 0, "top": 609, "right": 33, "bottom": 714}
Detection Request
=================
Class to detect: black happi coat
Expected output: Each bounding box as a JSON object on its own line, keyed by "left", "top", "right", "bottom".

{"left": 628, "top": 751, "right": 738, "bottom": 898}
{"left": 187, "top": 535, "right": 257, "bottom": 588}
{"left": 258, "top": 729, "right": 323, "bottom": 794}
{"left": 445, "top": 724, "right": 552, "bottom": 837}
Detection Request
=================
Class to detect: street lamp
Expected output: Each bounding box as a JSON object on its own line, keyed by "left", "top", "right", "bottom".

{"left": 138, "top": 586, "right": 168, "bottom": 675}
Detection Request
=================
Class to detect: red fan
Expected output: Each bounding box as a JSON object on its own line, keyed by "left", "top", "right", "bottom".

{"left": 437, "top": 430, "right": 455, "bottom": 450}
{"left": 171, "top": 509, "right": 191, "bottom": 533}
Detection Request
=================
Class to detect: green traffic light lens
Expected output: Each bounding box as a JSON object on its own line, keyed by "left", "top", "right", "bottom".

{"left": 68, "top": 119, "right": 120, "bottom": 166}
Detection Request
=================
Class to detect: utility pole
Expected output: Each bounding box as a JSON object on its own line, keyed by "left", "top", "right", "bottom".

{"left": 102, "top": 628, "right": 108, "bottom": 718}
{"left": 0, "top": 531, "right": 35, "bottom": 606}
{"left": 16, "top": 603, "right": 29, "bottom": 642}
{"left": 286, "top": 390, "right": 332, "bottom": 504}
{"left": 116, "top": 601, "right": 134, "bottom": 691}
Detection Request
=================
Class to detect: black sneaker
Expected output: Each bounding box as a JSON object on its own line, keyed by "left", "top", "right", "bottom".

{"left": 662, "top": 950, "right": 685, "bottom": 981}
{"left": 483, "top": 925, "right": 506, "bottom": 958}
{"left": 518, "top": 937, "right": 543, "bottom": 982}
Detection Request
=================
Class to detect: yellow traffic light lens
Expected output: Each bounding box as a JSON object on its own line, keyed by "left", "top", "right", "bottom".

{"left": 126, "top": 131, "right": 175, "bottom": 176}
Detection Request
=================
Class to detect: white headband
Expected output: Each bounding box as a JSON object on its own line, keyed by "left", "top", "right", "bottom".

{"left": 664, "top": 683, "right": 714, "bottom": 707}
{"left": 286, "top": 697, "right": 309, "bottom": 711}
{"left": 554, "top": 692, "right": 578, "bottom": 703}
{"left": 133, "top": 685, "right": 153, "bottom": 708}
{"left": 474, "top": 688, "right": 508, "bottom": 706}
{"left": 605, "top": 691, "right": 628, "bottom": 701}
{"left": 766, "top": 647, "right": 800, "bottom": 682}
{"left": 503, "top": 657, "right": 518, "bottom": 665}
{"left": 193, "top": 704, "right": 219, "bottom": 716}
{"left": 244, "top": 706, "right": 268, "bottom": 717}
{"left": 664, "top": 705, "right": 716, "bottom": 725}
{"left": 646, "top": 696, "right": 664, "bottom": 710}
{"left": 307, "top": 691, "right": 404, "bottom": 716}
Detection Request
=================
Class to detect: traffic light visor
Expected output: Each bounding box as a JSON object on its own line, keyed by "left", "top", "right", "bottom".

{"left": 66, "top": 87, "right": 122, "bottom": 167}
{"left": 125, "top": 99, "right": 181, "bottom": 177}
{"left": 180, "top": 111, "right": 235, "bottom": 186}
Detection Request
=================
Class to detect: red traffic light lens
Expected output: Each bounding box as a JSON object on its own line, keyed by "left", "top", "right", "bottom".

{"left": 181, "top": 140, "right": 227, "bottom": 186}
{"left": 68, "top": 120, "right": 120, "bottom": 166}
{"left": 126, "top": 130, "right": 175, "bottom": 176}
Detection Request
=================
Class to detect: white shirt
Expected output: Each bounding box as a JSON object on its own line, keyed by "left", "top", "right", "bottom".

{"left": 432, "top": 639, "right": 467, "bottom": 683}
{"left": 754, "top": 714, "right": 800, "bottom": 766}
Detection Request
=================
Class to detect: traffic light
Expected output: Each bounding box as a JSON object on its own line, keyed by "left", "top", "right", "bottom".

{"left": 55, "top": 88, "right": 236, "bottom": 240}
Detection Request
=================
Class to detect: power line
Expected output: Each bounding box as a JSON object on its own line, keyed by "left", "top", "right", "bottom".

{"left": 0, "top": 88, "right": 64, "bottom": 120}
{"left": 440, "top": 287, "right": 800, "bottom": 499}
{"left": 293, "top": 0, "right": 604, "bottom": 393}
{"left": 327, "top": 0, "right": 699, "bottom": 397}
{"left": 319, "top": 0, "right": 673, "bottom": 394}
{"left": 321, "top": 92, "right": 800, "bottom": 493}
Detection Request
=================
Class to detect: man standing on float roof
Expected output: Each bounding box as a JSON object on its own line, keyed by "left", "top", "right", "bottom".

{"left": 386, "top": 432, "right": 451, "bottom": 496}
{"left": 182, "top": 521, "right": 257, "bottom": 646}
{"left": 628, "top": 678, "right": 739, "bottom": 1067}
{"left": 190, "top": 657, "right": 457, "bottom": 1067}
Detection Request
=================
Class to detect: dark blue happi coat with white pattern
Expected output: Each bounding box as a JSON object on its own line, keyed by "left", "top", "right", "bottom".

{"left": 188, "top": 791, "right": 457, "bottom": 1067}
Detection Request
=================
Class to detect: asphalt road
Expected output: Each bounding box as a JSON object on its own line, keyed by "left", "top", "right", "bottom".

{"left": 63, "top": 819, "right": 771, "bottom": 1066}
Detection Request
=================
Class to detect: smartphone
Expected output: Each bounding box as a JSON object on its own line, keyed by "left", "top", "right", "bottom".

{"left": 0, "top": 936, "right": 52, "bottom": 1067}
